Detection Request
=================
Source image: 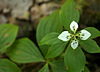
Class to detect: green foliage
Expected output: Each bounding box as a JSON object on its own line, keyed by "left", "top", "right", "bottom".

{"left": 0, "top": 59, "right": 21, "bottom": 72}
{"left": 40, "top": 32, "right": 60, "bottom": 45}
{"left": 64, "top": 46, "right": 86, "bottom": 72}
{"left": 40, "top": 32, "right": 67, "bottom": 58}
{"left": 36, "top": 11, "right": 63, "bottom": 43}
{"left": 80, "top": 39, "right": 100, "bottom": 53}
{"left": 0, "top": 0, "right": 100, "bottom": 72}
{"left": 60, "top": 0, "right": 80, "bottom": 31}
{"left": 7, "top": 38, "right": 44, "bottom": 63}
{"left": 39, "top": 64, "right": 49, "bottom": 72}
{"left": 83, "top": 67, "right": 90, "bottom": 72}
{"left": 50, "top": 60, "right": 67, "bottom": 72}
{"left": 85, "top": 27, "right": 100, "bottom": 38}
{"left": 45, "top": 42, "right": 66, "bottom": 58}
{"left": 39, "top": 32, "right": 60, "bottom": 56}
{"left": 0, "top": 24, "right": 18, "bottom": 53}
{"left": 36, "top": 0, "right": 100, "bottom": 72}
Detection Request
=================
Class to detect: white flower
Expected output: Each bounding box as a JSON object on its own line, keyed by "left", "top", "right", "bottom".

{"left": 58, "top": 21, "right": 91, "bottom": 49}
{"left": 70, "top": 21, "right": 78, "bottom": 33}
{"left": 80, "top": 30, "right": 91, "bottom": 40}
{"left": 71, "top": 39, "right": 78, "bottom": 49}
{"left": 58, "top": 31, "right": 71, "bottom": 41}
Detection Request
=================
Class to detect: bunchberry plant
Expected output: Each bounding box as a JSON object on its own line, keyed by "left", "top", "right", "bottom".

{"left": 0, "top": 0, "right": 100, "bottom": 72}
{"left": 0, "top": 24, "right": 21, "bottom": 72}
{"left": 58, "top": 21, "right": 91, "bottom": 49}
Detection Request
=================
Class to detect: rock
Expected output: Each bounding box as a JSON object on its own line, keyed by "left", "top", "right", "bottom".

{"left": 31, "top": 2, "right": 59, "bottom": 20}
{"left": 36, "top": 0, "right": 50, "bottom": 3}
{"left": 0, "top": 15, "right": 7, "bottom": 24}
{"left": 40, "top": 2, "right": 59, "bottom": 16}
{"left": 0, "top": 0, "right": 33, "bottom": 18}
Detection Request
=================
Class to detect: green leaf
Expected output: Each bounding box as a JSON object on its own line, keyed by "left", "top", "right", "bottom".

{"left": 40, "top": 32, "right": 67, "bottom": 58}
{"left": 36, "top": 11, "right": 62, "bottom": 43}
{"left": 50, "top": 60, "right": 67, "bottom": 72}
{"left": 0, "top": 59, "right": 21, "bottom": 72}
{"left": 60, "top": 0, "right": 80, "bottom": 30}
{"left": 64, "top": 46, "right": 86, "bottom": 72}
{"left": 0, "top": 24, "right": 18, "bottom": 53}
{"left": 39, "top": 45, "right": 49, "bottom": 56}
{"left": 39, "top": 32, "right": 61, "bottom": 56}
{"left": 39, "top": 32, "right": 59, "bottom": 56}
{"left": 80, "top": 39, "right": 100, "bottom": 53}
{"left": 39, "top": 64, "right": 49, "bottom": 72}
{"left": 83, "top": 67, "right": 90, "bottom": 72}
{"left": 85, "top": 27, "right": 100, "bottom": 38}
{"left": 39, "top": 32, "right": 59, "bottom": 45}
{"left": 45, "top": 42, "right": 66, "bottom": 59}
{"left": 7, "top": 38, "right": 44, "bottom": 63}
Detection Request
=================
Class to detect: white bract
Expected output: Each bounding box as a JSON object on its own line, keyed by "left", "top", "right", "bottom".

{"left": 58, "top": 21, "right": 91, "bottom": 49}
